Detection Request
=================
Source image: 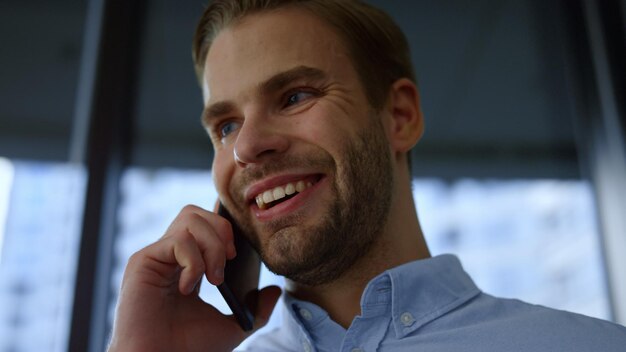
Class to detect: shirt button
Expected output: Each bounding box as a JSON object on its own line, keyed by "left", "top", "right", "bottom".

{"left": 400, "top": 312, "right": 415, "bottom": 326}
{"left": 299, "top": 308, "right": 313, "bottom": 321}
{"left": 302, "top": 340, "right": 312, "bottom": 352}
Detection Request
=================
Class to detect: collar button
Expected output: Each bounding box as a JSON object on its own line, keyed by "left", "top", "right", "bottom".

{"left": 299, "top": 308, "right": 313, "bottom": 321}
{"left": 400, "top": 312, "right": 415, "bottom": 326}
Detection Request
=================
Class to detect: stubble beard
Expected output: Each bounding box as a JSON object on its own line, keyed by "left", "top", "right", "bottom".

{"left": 232, "top": 116, "right": 393, "bottom": 286}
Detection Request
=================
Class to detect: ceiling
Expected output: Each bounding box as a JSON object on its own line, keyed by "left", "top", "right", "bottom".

{"left": 0, "top": 0, "right": 584, "bottom": 179}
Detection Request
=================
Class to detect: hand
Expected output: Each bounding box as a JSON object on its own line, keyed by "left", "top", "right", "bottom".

{"left": 108, "top": 204, "right": 282, "bottom": 352}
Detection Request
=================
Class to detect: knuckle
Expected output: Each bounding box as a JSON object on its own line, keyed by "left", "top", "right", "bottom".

{"left": 127, "top": 250, "right": 148, "bottom": 268}
{"left": 176, "top": 229, "right": 194, "bottom": 242}
{"left": 187, "top": 211, "right": 205, "bottom": 224}
{"left": 181, "top": 204, "right": 200, "bottom": 213}
{"left": 178, "top": 209, "right": 198, "bottom": 223}
{"left": 178, "top": 204, "right": 203, "bottom": 221}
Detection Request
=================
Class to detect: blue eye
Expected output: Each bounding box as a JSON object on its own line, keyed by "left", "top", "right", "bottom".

{"left": 219, "top": 121, "right": 239, "bottom": 138}
{"left": 285, "top": 91, "right": 314, "bottom": 107}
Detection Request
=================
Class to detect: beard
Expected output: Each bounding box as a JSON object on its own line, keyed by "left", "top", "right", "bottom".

{"left": 229, "top": 115, "right": 393, "bottom": 286}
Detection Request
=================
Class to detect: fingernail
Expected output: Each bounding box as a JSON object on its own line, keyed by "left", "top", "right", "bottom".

{"left": 214, "top": 268, "right": 224, "bottom": 280}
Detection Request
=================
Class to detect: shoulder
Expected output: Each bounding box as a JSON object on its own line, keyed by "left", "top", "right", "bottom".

{"left": 474, "top": 293, "right": 622, "bottom": 329}
{"left": 441, "top": 293, "right": 626, "bottom": 351}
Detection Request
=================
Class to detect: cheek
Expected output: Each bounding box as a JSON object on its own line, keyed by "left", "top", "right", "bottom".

{"left": 211, "top": 149, "right": 234, "bottom": 198}
{"left": 299, "top": 113, "right": 350, "bottom": 153}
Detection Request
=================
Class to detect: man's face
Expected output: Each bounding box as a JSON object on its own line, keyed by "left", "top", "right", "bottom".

{"left": 202, "top": 8, "right": 393, "bottom": 284}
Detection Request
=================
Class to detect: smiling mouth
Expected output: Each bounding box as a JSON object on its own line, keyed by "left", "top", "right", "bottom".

{"left": 254, "top": 178, "right": 319, "bottom": 210}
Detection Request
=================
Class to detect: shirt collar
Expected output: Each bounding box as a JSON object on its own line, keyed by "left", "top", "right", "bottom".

{"left": 381, "top": 254, "right": 481, "bottom": 338}
{"left": 282, "top": 291, "right": 344, "bottom": 351}
{"left": 282, "top": 254, "right": 481, "bottom": 341}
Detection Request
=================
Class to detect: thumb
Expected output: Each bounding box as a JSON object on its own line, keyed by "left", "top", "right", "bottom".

{"left": 253, "top": 285, "right": 282, "bottom": 330}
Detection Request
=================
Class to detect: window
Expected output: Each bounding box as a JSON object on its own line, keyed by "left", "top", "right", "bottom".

{"left": 0, "top": 161, "right": 85, "bottom": 352}
{"left": 416, "top": 179, "right": 609, "bottom": 319}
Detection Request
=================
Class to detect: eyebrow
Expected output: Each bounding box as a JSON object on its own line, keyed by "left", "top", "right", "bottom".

{"left": 260, "top": 65, "right": 327, "bottom": 95}
{"left": 202, "top": 101, "right": 235, "bottom": 127}
{"left": 201, "top": 65, "right": 327, "bottom": 126}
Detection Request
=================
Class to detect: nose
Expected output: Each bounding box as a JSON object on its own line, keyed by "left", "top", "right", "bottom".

{"left": 233, "top": 111, "right": 289, "bottom": 166}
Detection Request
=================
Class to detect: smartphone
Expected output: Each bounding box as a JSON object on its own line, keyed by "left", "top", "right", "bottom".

{"left": 216, "top": 203, "right": 261, "bottom": 331}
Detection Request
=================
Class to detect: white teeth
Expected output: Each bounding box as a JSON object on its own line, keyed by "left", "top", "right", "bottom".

{"left": 273, "top": 187, "right": 285, "bottom": 199}
{"left": 262, "top": 190, "right": 273, "bottom": 203}
{"left": 256, "top": 196, "right": 265, "bottom": 209}
{"left": 254, "top": 180, "right": 315, "bottom": 209}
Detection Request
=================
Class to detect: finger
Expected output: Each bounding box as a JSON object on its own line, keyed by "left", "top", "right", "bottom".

{"left": 172, "top": 234, "right": 206, "bottom": 295}
{"left": 169, "top": 204, "right": 237, "bottom": 259}
{"left": 253, "top": 286, "right": 282, "bottom": 330}
{"left": 211, "top": 201, "right": 237, "bottom": 258}
{"left": 165, "top": 207, "right": 233, "bottom": 284}
{"left": 182, "top": 212, "right": 229, "bottom": 285}
{"left": 206, "top": 211, "right": 237, "bottom": 260}
{"left": 137, "top": 234, "right": 205, "bottom": 295}
{"left": 161, "top": 217, "right": 223, "bottom": 278}
{"left": 204, "top": 205, "right": 237, "bottom": 259}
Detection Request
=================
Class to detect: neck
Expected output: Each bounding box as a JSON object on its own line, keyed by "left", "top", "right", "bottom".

{"left": 285, "top": 161, "right": 430, "bottom": 328}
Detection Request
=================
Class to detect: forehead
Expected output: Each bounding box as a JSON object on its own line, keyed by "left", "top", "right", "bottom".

{"left": 203, "top": 7, "right": 355, "bottom": 103}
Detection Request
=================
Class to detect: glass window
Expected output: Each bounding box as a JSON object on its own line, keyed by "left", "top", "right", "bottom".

{"left": 0, "top": 2, "right": 87, "bottom": 348}
{"left": 415, "top": 179, "right": 609, "bottom": 320}
{"left": 0, "top": 160, "right": 85, "bottom": 352}
{"left": 0, "top": 158, "right": 13, "bottom": 261}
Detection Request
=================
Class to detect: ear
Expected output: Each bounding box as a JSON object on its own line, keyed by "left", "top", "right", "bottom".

{"left": 386, "top": 78, "right": 424, "bottom": 153}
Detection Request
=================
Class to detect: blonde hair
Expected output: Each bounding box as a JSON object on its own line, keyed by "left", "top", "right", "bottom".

{"left": 192, "top": 0, "right": 416, "bottom": 111}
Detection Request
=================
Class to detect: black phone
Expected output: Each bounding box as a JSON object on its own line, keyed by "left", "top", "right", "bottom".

{"left": 216, "top": 203, "right": 261, "bottom": 331}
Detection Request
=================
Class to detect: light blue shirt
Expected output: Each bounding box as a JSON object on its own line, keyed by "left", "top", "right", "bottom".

{"left": 246, "top": 254, "right": 626, "bottom": 351}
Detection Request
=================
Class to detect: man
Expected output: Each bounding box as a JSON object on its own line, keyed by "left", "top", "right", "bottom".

{"left": 108, "top": 1, "right": 626, "bottom": 351}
